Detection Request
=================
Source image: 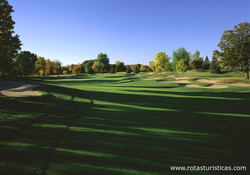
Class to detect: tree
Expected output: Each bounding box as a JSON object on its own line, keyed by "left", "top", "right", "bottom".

{"left": 218, "top": 22, "right": 250, "bottom": 79}
{"left": 96, "top": 53, "right": 110, "bottom": 73}
{"left": 190, "top": 50, "right": 203, "bottom": 70}
{"left": 68, "top": 64, "right": 74, "bottom": 73}
{"left": 72, "top": 65, "right": 80, "bottom": 74}
{"left": 80, "top": 64, "right": 85, "bottom": 73}
{"left": 130, "top": 64, "right": 135, "bottom": 71}
{"left": 45, "top": 59, "right": 52, "bottom": 75}
{"left": 82, "top": 60, "right": 95, "bottom": 74}
{"left": 92, "top": 61, "right": 98, "bottom": 72}
{"left": 154, "top": 52, "right": 170, "bottom": 74}
{"left": 133, "top": 64, "right": 140, "bottom": 74}
{"left": 126, "top": 65, "right": 131, "bottom": 73}
{"left": 62, "top": 66, "right": 69, "bottom": 75}
{"left": 202, "top": 56, "right": 210, "bottom": 70}
{"left": 172, "top": 47, "right": 190, "bottom": 71}
{"left": 14, "top": 51, "right": 37, "bottom": 76}
{"left": 110, "top": 64, "right": 116, "bottom": 74}
{"left": 176, "top": 59, "right": 188, "bottom": 75}
{"left": 164, "top": 62, "right": 173, "bottom": 72}
{"left": 140, "top": 64, "right": 147, "bottom": 72}
{"left": 0, "top": 0, "right": 22, "bottom": 77}
{"left": 115, "top": 60, "right": 126, "bottom": 72}
{"left": 149, "top": 61, "right": 156, "bottom": 72}
{"left": 51, "top": 60, "right": 61, "bottom": 74}
{"left": 210, "top": 50, "right": 221, "bottom": 73}
{"left": 34, "top": 56, "right": 46, "bottom": 76}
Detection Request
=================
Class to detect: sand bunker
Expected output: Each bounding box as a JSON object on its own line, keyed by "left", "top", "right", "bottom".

{"left": 196, "top": 79, "right": 217, "bottom": 84}
{"left": 228, "top": 83, "right": 250, "bottom": 87}
{"left": 170, "top": 80, "right": 190, "bottom": 83}
{"left": 174, "top": 77, "right": 196, "bottom": 80}
{"left": 166, "top": 75, "right": 175, "bottom": 78}
{"left": 0, "top": 81, "right": 41, "bottom": 97}
{"left": 185, "top": 84, "right": 228, "bottom": 89}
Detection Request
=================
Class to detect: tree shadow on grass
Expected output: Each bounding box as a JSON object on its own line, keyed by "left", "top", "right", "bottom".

{"left": 0, "top": 84, "right": 250, "bottom": 175}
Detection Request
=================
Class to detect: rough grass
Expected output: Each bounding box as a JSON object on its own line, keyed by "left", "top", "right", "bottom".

{"left": 0, "top": 71, "right": 250, "bottom": 175}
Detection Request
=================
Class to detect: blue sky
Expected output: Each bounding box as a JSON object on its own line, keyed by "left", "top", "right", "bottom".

{"left": 10, "top": 0, "right": 250, "bottom": 66}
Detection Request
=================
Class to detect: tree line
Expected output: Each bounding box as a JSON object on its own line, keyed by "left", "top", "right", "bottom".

{"left": 0, "top": 0, "right": 249, "bottom": 79}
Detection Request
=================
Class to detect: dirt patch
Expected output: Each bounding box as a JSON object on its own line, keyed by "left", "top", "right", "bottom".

{"left": 228, "top": 83, "right": 250, "bottom": 87}
{"left": 196, "top": 79, "right": 217, "bottom": 84}
{"left": 0, "top": 81, "right": 41, "bottom": 97}
{"left": 166, "top": 75, "right": 175, "bottom": 78}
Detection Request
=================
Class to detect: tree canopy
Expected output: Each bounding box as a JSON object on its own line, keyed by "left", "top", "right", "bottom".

{"left": 190, "top": 50, "right": 203, "bottom": 69}
{"left": 172, "top": 47, "right": 190, "bottom": 71}
{"left": 96, "top": 53, "right": 110, "bottom": 73}
{"left": 217, "top": 22, "right": 250, "bottom": 79}
{"left": 14, "top": 51, "right": 37, "bottom": 76}
{"left": 0, "top": 0, "right": 22, "bottom": 77}
{"left": 176, "top": 59, "right": 188, "bottom": 75}
{"left": 154, "top": 52, "right": 170, "bottom": 73}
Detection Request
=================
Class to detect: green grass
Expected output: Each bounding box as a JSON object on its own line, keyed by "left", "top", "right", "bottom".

{"left": 1, "top": 71, "right": 250, "bottom": 175}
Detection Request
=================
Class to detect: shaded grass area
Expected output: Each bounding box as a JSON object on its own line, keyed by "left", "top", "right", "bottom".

{"left": 1, "top": 72, "right": 250, "bottom": 175}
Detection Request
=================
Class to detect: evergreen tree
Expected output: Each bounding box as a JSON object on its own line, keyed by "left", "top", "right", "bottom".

{"left": 202, "top": 56, "right": 210, "bottom": 70}
{"left": 0, "top": 0, "right": 22, "bottom": 77}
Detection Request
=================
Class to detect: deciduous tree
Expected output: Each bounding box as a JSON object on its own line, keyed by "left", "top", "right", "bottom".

{"left": 96, "top": 53, "right": 110, "bottom": 73}
{"left": 149, "top": 61, "right": 156, "bottom": 72}
{"left": 217, "top": 22, "right": 250, "bottom": 79}
{"left": 154, "top": 52, "right": 170, "bottom": 74}
{"left": 34, "top": 57, "right": 46, "bottom": 76}
{"left": 133, "top": 64, "right": 140, "bottom": 74}
{"left": 14, "top": 51, "right": 37, "bottom": 76}
{"left": 176, "top": 59, "right": 188, "bottom": 75}
{"left": 172, "top": 47, "right": 190, "bottom": 71}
